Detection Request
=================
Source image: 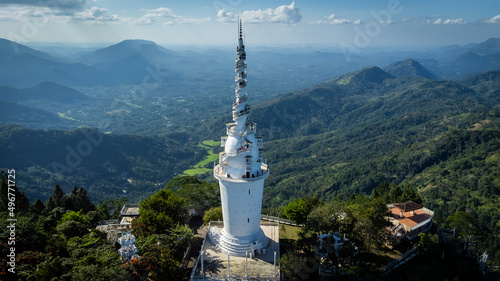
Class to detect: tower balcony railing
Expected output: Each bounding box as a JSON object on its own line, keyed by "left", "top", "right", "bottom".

{"left": 234, "top": 72, "right": 247, "bottom": 81}
{"left": 226, "top": 123, "right": 237, "bottom": 135}
{"left": 220, "top": 136, "right": 227, "bottom": 147}
{"left": 232, "top": 108, "right": 250, "bottom": 120}
{"left": 256, "top": 137, "right": 263, "bottom": 148}
{"left": 226, "top": 122, "right": 256, "bottom": 136}
{"left": 219, "top": 152, "right": 227, "bottom": 164}
{"left": 247, "top": 123, "right": 256, "bottom": 135}
{"left": 233, "top": 93, "right": 248, "bottom": 107}
{"left": 235, "top": 53, "right": 246, "bottom": 61}
{"left": 214, "top": 163, "right": 269, "bottom": 182}
{"left": 235, "top": 61, "right": 247, "bottom": 69}
{"left": 237, "top": 81, "right": 247, "bottom": 89}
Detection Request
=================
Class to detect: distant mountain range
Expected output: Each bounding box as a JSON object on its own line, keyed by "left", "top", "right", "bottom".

{"left": 1, "top": 37, "right": 500, "bottom": 88}
{"left": 75, "top": 39, "right": 172, "bottom": 66}
{"left": 470, "top": 37, "right": 500, "bottom": 55}
{"left": 0, "top": 38, "right": 184, "bottom": 87}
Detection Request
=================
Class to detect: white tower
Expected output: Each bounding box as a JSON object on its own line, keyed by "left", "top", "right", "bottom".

{"left": 213, "top": 20, "right": 270, "bottom": 257}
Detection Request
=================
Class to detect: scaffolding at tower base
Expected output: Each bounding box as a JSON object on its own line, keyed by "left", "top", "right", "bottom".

{"left": 117, "top": 231, "right": 138, "bottom": 262}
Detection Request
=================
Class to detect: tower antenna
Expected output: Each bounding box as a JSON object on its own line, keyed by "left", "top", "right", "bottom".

{"left": 239, "top": 18, "right": 243, "bottom": 40}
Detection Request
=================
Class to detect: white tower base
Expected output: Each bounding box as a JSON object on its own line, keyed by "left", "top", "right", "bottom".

{"left": 217, "top": 227, "right": 269, "bottom": 257}
{"left": 213, "top": 164, "right": 270, "bottom": 257}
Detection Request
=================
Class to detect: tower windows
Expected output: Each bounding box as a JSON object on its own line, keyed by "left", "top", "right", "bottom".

{"left": 249, "top": 189, "right": 250, "bottom": 195}
{"left": 248, "top": 218, "right": 250, "bottom": 223}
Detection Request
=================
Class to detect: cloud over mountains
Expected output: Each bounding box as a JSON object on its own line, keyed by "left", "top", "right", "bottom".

{"left": 217, "top": 2, "right": 302, "bottom": 24}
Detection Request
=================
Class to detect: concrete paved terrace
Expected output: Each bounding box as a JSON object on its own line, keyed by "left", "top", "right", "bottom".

{"left": 190, "top": 222, "right": 280, "bottom": 280}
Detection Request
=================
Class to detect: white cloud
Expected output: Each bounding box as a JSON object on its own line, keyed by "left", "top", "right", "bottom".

{"left": 309, "top": 13, "right": 360, "bottom": 25}
{"left": 331, "top": 18, "right": 351, "bottom": 24}
{"left": 0, "top": 6, "right": 70, "bottom": 23}
{"left": 134, "top": 7, "right": 209, "bottom": 25}
{"left": 217, "top": 2, "right": 302, "bottom": 24}
{"left": 378, "top": 20, "right": 395, "bottom": 25}
{"left": 443, "top": 18, "right": 466, "bottom": 24}
{"left": 217, "top": 9, "right": 237, "bottom": 23}
{"left": 177, "top": 17, "right": 210, "bottom": 24}
{"left": 482, "top": 14, "right": 500, "bottom": 23}
{"left": 134, "top": 7, "right": 175, "bottom": 25}
{"left": 426, "top": 17, "right": 466, "bottom": 25}
{"left": 74, "top": 6, "right": 119, "bottom": 23}
{"left": 0, "top": 0, "right": 88, "bottom": 11}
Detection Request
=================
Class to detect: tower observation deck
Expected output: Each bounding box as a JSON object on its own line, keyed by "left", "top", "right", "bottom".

{"left": 212, "top": 20, "right": 269, "bottom": 257}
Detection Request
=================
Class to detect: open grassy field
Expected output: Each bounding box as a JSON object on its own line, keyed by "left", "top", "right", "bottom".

{"left": 182, "top": 140, "right": 220, "bottom": 176}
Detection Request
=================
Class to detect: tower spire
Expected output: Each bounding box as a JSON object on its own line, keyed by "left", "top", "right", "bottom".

{"left": 239, "top": 18, "right": 243, "bottom": 40}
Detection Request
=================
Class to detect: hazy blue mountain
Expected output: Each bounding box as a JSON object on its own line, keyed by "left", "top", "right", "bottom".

{"left": 440, "top": 51, "right": 500, "bottom": 79}
{"left": 0, "top": 38, "right": 99, "bottom": 87}
{"left": 73, "top": 39, "right": 186, "bottom": 85}
{"left": 383, "top": 59, "right": 437, "bottom": 79}
{"left": 0, "top": 82, "right": 90, "bottom": 103}
{"left": 459, "top": 70, "right": 500, "bottom": 105}
{"left": 200, "top": 65, "right": 481, "bottom": 143}
{"left": 0, "top": 38, "right": 182, "bottom": 87}
{"left": 0, "top": 38, "right": 60, "bottom": 62}
{"left": 75, "top": 39, "right": 172, "bottom": 66}
{"left": 470, "top": 37, "right": 500, "bottom": 55}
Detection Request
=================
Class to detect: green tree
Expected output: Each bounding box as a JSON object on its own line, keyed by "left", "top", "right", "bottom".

{"left": 203, "top": 206, "right": 223, "bottom": 224}
{"left": 51, "top": 184, "right": 66, "bottom": 208}
{"left": 388, "top": 183, "right": 403, "bottom": 203}
{"left": 306, "top": 199, "right": 351, "bottom": 233}
{"left": 447, "top": 211, "right": 484, "bottom": 240}
{"left": 133, "top": 189, "right": 188, "bottom": 235}
{"left": 164, "top": 176, "right": 220, "bottom": 211}
{"left": 134, "top": 226, "right": 196, "bottom": 280}
{"left": 74, "top": 187, "right": 95, "bottom": 213}
{"left": 349, "top": 196, "right": 391, "bottom": 250}
{"left": 30, "top": 198, "right": 45, "bottom": 215}
{"left": 401, "top": 183, "right": 422, "bottom": 204}
{"left": 56, "top": 220, "right": 88, "bottom": 238}
{"left": 96, "top": 197, "right": 128, "bottom": 221}
{"left": 284, "top": 197, "right": 321, "bottom": 224}
{"left": 372, "top": 181, "right": 390, "bottom": 199}
{"left": 58, "top": 210, "right": 91, "bottom": 226}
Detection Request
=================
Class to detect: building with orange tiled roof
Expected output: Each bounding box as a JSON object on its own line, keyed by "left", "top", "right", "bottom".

{"left": 387, "top": 201, "right": 434, "bottom": 242}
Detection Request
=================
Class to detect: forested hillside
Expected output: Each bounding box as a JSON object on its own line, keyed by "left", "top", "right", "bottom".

{"left": 0, "top": 125, "right": 204, "bottom": 203}
{"left": 195, "top": 66, "right": 500, "bottom": 262}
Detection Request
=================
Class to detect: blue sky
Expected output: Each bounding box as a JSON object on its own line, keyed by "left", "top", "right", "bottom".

{"left": 1, "top": 0, "right": 500, "bottom": 48}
